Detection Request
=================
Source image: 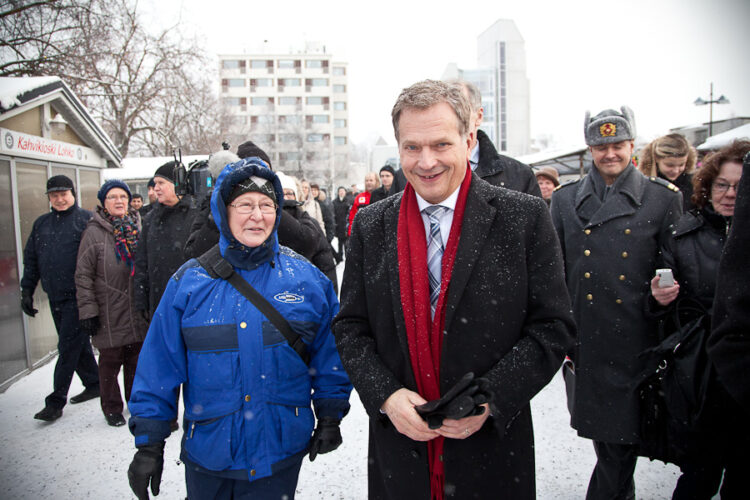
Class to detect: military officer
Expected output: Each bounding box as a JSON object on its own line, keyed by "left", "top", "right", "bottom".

{"left": 550, "top": 106, "right": 682, "bottom": 500}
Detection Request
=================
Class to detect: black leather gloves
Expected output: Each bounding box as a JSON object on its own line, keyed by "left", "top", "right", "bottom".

{"left": 128, "top": 443, "right": 164, "bottom": 500}
{"left": 415, "top": 372, "right": 493, "bottom": 429}
{"left": 21, "top": 289, "right": 37, "bottom": 317}
{"left": 79, "top": 317, "right": 100, "bottom": 336}
{"left": 309, "top": 417, "right": 342, "bottom": 461}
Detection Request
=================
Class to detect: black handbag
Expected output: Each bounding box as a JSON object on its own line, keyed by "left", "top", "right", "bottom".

{"left": 636, "top": 296, "right": 714, "bottom": 465}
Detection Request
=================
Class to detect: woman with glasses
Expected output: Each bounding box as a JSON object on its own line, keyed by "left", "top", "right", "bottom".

{"left": 649, "top": 139, "right": 749, "bottom": 499}
{"left": 75, "top": 180, "right": 148, "bottom": 427}
{"left": 127, "top": 158, "right": 351, "bottom": 499}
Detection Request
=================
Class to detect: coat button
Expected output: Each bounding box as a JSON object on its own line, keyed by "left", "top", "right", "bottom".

{"left": 245, "top": 395, "right": 251, "bottom": 402}
{"left": 624, "top": 229, "right": 631, "bottom": 235}
{"left": 240, "top": 322, "right": 247, "bottom": 329}
{"left": 584, "top": 229, "right": 591, "bottom": 235}
{"left": 586, "top": 294, "right": 593, "bottom": 301}
{"left": 584, "top": 250, "right": 591, "bottom": 256}
{"left": 619, "top": 275, "right": 626, "bottom": 281}
{"left": 621, "top": 251, "right": 628, "bottom": 258}
{"left": 250, "top": 469, "right": 256, "bottom": 477}
{"left": 411, "top": 450, "right": 419, "bottom": 459}
{"left": 584, "top": 272, "right": 591, "bottom": 278}
{"left": 616, "top": 299, "right": 623, "bottom": 304}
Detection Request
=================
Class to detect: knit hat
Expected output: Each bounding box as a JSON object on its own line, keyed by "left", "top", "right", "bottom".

{"left": 154, "top": 161, "right": 177, "bottom": 183}
{"left": 208, "top": 150, "right": 240, "bottom": 179}
{"left": 46, "top": 175, "right": 75, "bottom": 193}
{"left": 227, "top": 176, "right": 277, "bottom": 204}
{"left": 535, "top": 166, "right": 560, "bottom": 187}
{"left": 380, "top": 165, "right": 396, "bottom": 176}
{"left": 237, "top": 141, "right": 272, "bottom": 169}
{"left": 97, "top": 179, "right": 132, "bottom": 205}
{"left": 147, "top": 177, "right": 156, "bottom": 188}
{"left": 276, "top": 172, "right": 299, "bottom": 199}
{"left": 584, "top": 106, "right": 636, "bottom": 146}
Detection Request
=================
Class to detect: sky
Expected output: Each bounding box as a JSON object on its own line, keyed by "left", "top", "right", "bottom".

{"left": 145, "top": 0, "right": 750, "bottom": 149}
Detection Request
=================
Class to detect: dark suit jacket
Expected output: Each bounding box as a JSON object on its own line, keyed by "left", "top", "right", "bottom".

{"left": 474, "top": 129, "right": 542, "bottom": 197}
{"left": 333, "top": 174, "right": 575, "bottom": 499}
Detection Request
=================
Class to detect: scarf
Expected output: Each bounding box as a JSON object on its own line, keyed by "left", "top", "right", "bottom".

{"left": 396, "top": 166, "right": 472, "bottom": 500}
{"left": 105, "top": 209, "right": 139, "bottom": 275}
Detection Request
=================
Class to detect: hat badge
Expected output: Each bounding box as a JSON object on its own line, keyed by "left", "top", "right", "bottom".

{"left": 599, "top": 123, "right": 616, "bottom": 137}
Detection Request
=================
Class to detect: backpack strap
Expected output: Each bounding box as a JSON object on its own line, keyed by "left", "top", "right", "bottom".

{"left": 197, "top": 244, "right": 310, "bottom": 365}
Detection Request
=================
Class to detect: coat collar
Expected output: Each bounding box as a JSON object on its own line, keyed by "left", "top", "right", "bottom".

{"left": 574, "top": 163, "right": 644, "bottom": 227}
{"left": 474, "top": 129, "right": 503, "bottom": 178}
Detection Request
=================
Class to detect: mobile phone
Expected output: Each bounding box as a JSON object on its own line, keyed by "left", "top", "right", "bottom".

{"left": 656, "top": 268, "right": 674, "bottom": 288}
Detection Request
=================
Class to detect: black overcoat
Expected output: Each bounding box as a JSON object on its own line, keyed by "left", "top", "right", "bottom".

{"left": 474, "top": 129, "right": 542, "bottom": 197}
{"left": 550, "top": 164, "right": 682, "bottom": 443}
{"left": 333, "top": 174, "right": 575, "bottom": 499}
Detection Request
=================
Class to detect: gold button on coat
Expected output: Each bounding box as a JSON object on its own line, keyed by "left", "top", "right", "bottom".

{"left": 245, "top": 395, "right": 251, "bottom": 402}
{"left": 586, "top": 294, "right": 593, "bottom": 301}
{"left": 619, "top": 275, "right": 626, "bottom": 281}
{"left": 621, "top": 252, "right": 628, "bottom": 258}
{"left": 584, "top": 272, "right": 591, "bottom": 279}
{"left": 240, "top": 322, "right": 247, "bottom": 329}
{"left": 250, "top": 469, "right": 256, "bottom": 477}
{"left": 584, "top": 229, "right": 591, "bottom": 235}
{"left": 584, "top": 250, "right": 591, "bottom": 256}
{"left": 624, "top": 229, "right": 631, "bottom": 234}
{"left": 616, "top": 299, "right": 623, "bottom": 304}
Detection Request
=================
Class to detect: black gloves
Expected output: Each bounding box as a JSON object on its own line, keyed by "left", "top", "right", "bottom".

{"left": 21, "top": 289, "right": 37, "bottom": 317}
{"left": 79, "top": 317, "right": 100, "bottom": 336}
{"left": 415, "top": 372, "right": 493, "bottom": 429}
{"left": 309, "top": 417, "right": 342, "bottom": 461}
{"left": 128, "top": 443, "right": 164, "bottom": 500}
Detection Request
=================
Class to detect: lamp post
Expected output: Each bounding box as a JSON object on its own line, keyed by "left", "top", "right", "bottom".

{"left": 694, "top": 82, "right": 730, "bottom": 137}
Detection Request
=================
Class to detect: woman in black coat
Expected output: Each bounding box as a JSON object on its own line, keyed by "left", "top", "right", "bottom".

{"left": 650, "top": 139, "right": 749, "bottom": 499}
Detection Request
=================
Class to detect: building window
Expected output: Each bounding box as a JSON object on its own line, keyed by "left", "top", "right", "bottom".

{"left": 278, "top": 134, "right": 299, "bottom": 143}
{"left": 332, "top": 66, "right": 346, "bottom": 76}
{"left": 334, "top": 136, "right": 347, "bottom": 145}
{"left": 250, "top": 115, "right": 274, "bottom": 125}
{"left": 279, "top": 152, "right": 301, "bottom": 161}
{"left": 278, "top": 78, "right": 301, "bottom": 87}
{"left": 306, "top": 96, "right": 323, "bottom": 105}
{"left": 279, "top": 115, "right": 301, "bottom": 125}
{"left": 250, "top": 60, "right": 268, "bottom": 69}
{"left": 251, "top": 78, "right": 273, "bottom": 87}
{"left": 333, "top": 84, "right": 346, "bottom": 93}
{"left": 333, "top": 101, "right": 346, "bottom": 111}
{"left": 223, "top": 97, "right": 241, "bottom": 106}
{"left": 225, "top": 78, "right": 244, "bottom": 87}
{"left": 279, "top": 96, "right": 301, "bottom": 106}
{"left": 222, "top": 60, "right": 240, "bottom": 69}
{"left": 278, "top": 59, "right": 298, "bottom": 69}
{"left": 334, "top": 119, "right": 346, "bottom": 128}
{"left": 308, "top": 115, "right": 329, "bottom": 124}
{"left": 251, "top": 134, "right": 274, "bottom": 143}
{"left": 305, "top": 60, "right": 323, "bottom": 68}
{"left": 251, "top": 97, "right": 273, "bottom": 106}
{"left": 307, "top": 133, "right": 328, "bottom": 142}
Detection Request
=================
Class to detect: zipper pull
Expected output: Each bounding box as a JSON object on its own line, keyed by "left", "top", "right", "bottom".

{"left": 190, "top": 421, "right": 195, "bottom": 438}
{"left": 295, "top": 407, "right": 299, "bottom": 417}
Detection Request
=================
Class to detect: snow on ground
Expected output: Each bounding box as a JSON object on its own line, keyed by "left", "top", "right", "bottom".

{"left": 0, "top": 262, "right": 690, "bottom": 499}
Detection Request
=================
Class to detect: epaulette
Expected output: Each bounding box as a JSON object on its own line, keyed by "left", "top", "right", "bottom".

{"left": 648, "top": 176, "right": 680, "bottom": 193}
{"left": 554, "top": 178, "right": 581, "bottom": 191}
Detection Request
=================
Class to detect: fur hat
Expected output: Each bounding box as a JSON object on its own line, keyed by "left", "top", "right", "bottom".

{"left": 46, "top": 175, "right": 75, "bottom": 194}
{"left": 97, "top": 179, "right": 131, "bottom": 205}
{"left": 154, "top": 161, "right": 177, "bottom": 183}
{"left": 535, "top": 166, "right": 560, "bottom": 187}
{"left": 208, "top": 150, "right": 240, "bottom": 179}
{"left": 584, "top": 106, "right": 636, "bottom": 146}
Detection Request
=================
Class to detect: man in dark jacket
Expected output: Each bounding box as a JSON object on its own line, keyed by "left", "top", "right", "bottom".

{"left": 370, "top": 165, "right": 399, "bottom": 203}
{"left": 21, "top": 175, "right": 99, "bottom": 422}
{"left": 138, "top": 178, "right": 157, "bottom": 217}
{"left": 311, "top": 183, "right": 336, "bottom": 243}
{"left": 134, "top": 162, "right": 197, "bottom": 316}
{"left": 332, "top": 186, "right": 351, "bottom": 262}
{"left": 453, "top": 80, "right": 541, "bottom": 197}
{"left": 333, "top": 80, "right": 574, "bottom": 499}
{"left": 550, "top": 106, "right": 682, "bottom": 500}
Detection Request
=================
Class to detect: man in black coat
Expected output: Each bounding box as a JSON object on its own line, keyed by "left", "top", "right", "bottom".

{"left": 332, "top": 186, "right": 351, "bottom": 262}
{"left": 333, "top": 80, "right": 574, "bottom": 499}
{"left": 550, "top": 106, "right": 682, "bottom": 500}
{"left": 134, "top": 162, "right": 197, "bottom": 316}
{"left": 453, "top": 80, "right": 541, "bottom": 197}
{"left": 21, "top": 175, "right": 99, "bottom": 422}
{"left": 311, "top": 183, "right": 336, "bottom": 243}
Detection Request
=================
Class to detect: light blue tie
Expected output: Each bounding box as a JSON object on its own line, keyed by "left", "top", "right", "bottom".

{"left": 423, "top": 205, "right": 446, "bottom": 318}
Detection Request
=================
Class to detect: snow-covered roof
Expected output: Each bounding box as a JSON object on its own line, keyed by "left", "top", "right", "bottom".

{"left": 517, "top": 145, "right": 591, "bottom": 175}
{"left": 696, "top": 123, "right": 750, "bottom": 151}
{"left": 104, "top": 155, "right": 208, "bottom": 180}
{"left": 0, "top": 76, "right": 121, "bottom": 166}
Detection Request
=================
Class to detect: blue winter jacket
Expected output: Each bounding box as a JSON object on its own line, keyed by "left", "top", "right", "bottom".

{"left": 129, "top": 159, "right": 352, "bottom": 481}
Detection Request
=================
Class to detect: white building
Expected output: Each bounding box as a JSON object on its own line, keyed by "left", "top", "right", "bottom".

{"left": 218, "top": 42, "right": 349, "bottom": 188}
{"left": 443, "top": 19, "right": 530, "bottom": 156}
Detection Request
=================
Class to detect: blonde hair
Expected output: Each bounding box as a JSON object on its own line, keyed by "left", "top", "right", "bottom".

{"left": 638, "top": 133, "right": 696, "bottom": 177}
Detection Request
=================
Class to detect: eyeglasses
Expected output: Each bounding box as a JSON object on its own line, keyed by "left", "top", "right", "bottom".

{"left": 712, "top": 181, "right": 739, "bottom": 193}
{"left": 105, "top": 195, "right": 129, "bottom": 201}
{"left": 229, "top": 202, "right": 277, "bottom": 214}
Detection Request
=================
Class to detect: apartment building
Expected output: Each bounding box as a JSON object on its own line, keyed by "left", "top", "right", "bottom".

{"left": 218, "top": 44, "right": 349, "bottom": 186}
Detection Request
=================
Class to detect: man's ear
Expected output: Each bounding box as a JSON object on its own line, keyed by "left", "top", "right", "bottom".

{"left": 476, "top": 107, "right": 484, "bottom": 127}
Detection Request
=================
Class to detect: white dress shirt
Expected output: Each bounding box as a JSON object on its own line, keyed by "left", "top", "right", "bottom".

{"left": 415, "top": 185, "right": 461, "bottom": 246}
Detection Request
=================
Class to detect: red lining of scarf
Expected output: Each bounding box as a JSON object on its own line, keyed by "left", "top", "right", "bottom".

{"left": 396, "top": 166, "right": 471, "bottom": 500}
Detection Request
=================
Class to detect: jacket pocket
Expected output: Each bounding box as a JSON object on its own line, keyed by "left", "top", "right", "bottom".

{"left": 184, "top": 409, "right": 241, "bottom": 471}
{"left": 184, "top": 349, "right": 242, "bottom": 419}
{"left": 268, "top": 402, "right": 315, "bottom": 456}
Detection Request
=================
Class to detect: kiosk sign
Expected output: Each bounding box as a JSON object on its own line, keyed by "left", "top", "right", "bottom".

{"left": 0, "top": 128, "right": 101, "bottom": 167}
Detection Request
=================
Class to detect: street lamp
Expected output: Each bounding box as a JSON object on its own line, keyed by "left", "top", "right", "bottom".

{"left": 694, "top": 82, "right": 730, "bottom": 136}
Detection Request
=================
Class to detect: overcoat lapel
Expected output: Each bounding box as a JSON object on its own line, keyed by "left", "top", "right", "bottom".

{"left": 443, "top": 177, "right": 496, "bottom": 334}
{"left": 576, "top": 165, "right": 643, "bottom": 228}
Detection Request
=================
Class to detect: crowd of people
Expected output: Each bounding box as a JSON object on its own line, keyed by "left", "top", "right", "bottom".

{"left": 17, "top": 78, "right": 749, "bottom": 500}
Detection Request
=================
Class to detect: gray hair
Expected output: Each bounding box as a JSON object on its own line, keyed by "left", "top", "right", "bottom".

{"left": 391, "top": 79, "right": 472, "bottom": 143}
{"left": 447, "top": 79, "right": 482, "bottom": 112}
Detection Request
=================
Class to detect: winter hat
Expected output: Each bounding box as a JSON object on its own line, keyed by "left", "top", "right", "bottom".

{"left": 237, "top": 141, "right": 272, "bottom": 168}
{"left": 97, "top": 179, "right": 132, "bottom": 205}
{"left": 535, "top": 166, "right": 560, "bottom": 187}
{"left": 584, "top": 106, "right": 636, "bottom": 146}
{"left": 147, "top": 177, "right": 156, "bottom": 188}
{"left": 276, "top": 172, "right": 299, "bottom": 199}
{"left": 46, "top": 175, "right": 75, "bottom": 194}
{"left": 227, "top": 176, "right": 277, "bottom": 205}
{"left": 208, "top": 150, "right": 240, "bottom": 179}
{"left": 380, "top": 165, "right": 396, "bottom": 176}
{"left": 154, "top": 161, "right": 177, "bottom": 183}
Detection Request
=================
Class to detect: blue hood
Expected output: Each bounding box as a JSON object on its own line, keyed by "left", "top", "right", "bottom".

{"left": 210, "top": 158, "right": 284, "bottom": 270}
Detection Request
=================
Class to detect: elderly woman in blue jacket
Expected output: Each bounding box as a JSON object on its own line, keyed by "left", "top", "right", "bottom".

{"left": 127, "top": 158, "right": 351, "bottom": 500}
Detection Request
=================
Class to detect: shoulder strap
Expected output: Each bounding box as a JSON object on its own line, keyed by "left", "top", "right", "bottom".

{"left": 197, "top": 244, "right": 310, "bottom": 365}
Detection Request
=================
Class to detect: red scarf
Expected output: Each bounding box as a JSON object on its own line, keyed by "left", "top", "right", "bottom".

{"left": 396, "top": 166, "right": 472, "bottom": 500}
